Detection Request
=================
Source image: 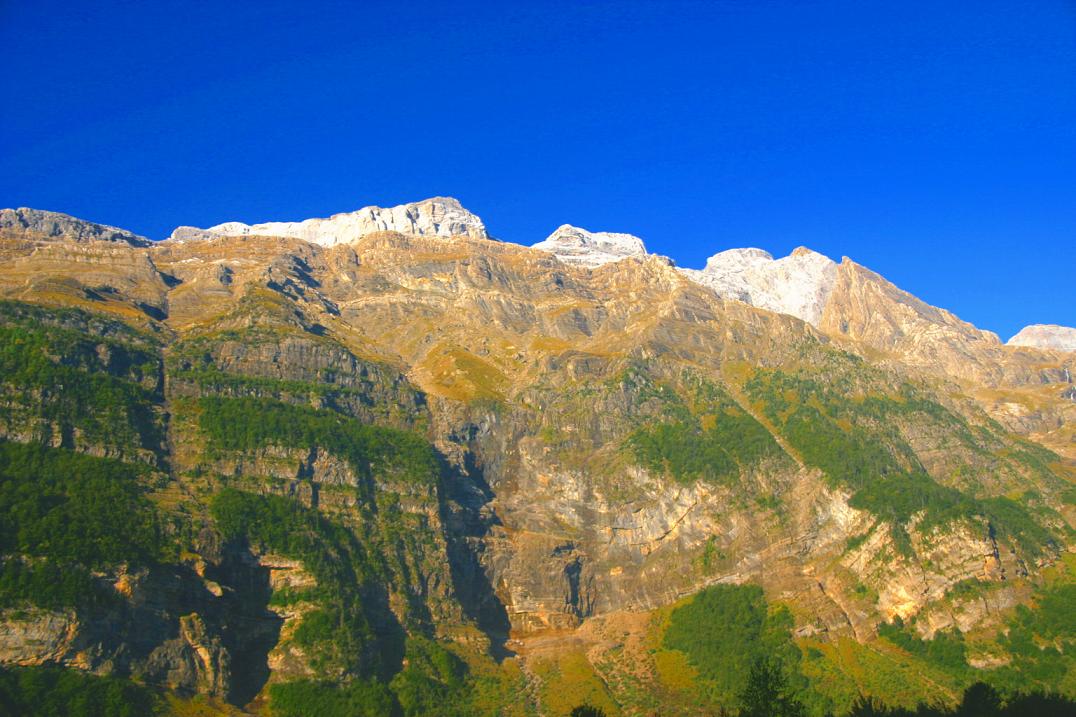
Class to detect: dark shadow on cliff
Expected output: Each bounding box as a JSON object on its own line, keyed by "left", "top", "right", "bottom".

{"left": 208, "top": 547, "right": 284, "bottom": 707}
{"left": 436, "top": 448, "right": 514, "bottom": 661}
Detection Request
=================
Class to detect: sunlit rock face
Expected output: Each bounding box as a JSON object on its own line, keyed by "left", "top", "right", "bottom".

{"left": 1007, "top": 324, "right": 1076, "bottom": 352}
{"left": 169, "top": 196, "right": 489, "bottom": 245}
{"left": 531, "top": 224, "right": 649, "bottom": 267}
{"left": 679, "top": 246, "right": 839, "bottom": 326}
{"left": 0, "top": 207, "right": 151, "bottom": 247}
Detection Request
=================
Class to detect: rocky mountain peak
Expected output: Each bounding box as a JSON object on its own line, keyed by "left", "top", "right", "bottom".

{"left": 531, "top": 224, "right": 648, "bottom": 267}
{"left": 168, "top": 196, "right": 488, "bottom": 246}
{"left": 0, "top": 207, "right": 150, "bottom": 247}
{"left": 701, "top": 247, "right": 774, "bottom": 275}
{"left": 1007, "top": 324, "right": 1076, "bottom": 352}
{"left": 680, "top": 245, "right": 839, "bottom": 327}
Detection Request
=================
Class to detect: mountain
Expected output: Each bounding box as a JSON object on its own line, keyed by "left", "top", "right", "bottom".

{"left": 0, "top": 199, "right": 1074, "bottom": 717}
{"left": 1008, "top": 324, "right": 1076, "bottom": 352}
{"left": 0, "top": 207, "right": 151, "bottom": 247}
{"left": 679, "top": 246, "right": 839, "bottom": 326}
{"left": 531, "top": 224, "right": 649, "bottom": 267}
{"left": 169, "top": 196, "right": 489, "bottom": 245}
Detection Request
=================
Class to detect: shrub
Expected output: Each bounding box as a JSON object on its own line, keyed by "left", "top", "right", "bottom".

{"left": 0, "top": 442, "right": 164, "bottom": 566}
{"left": 0, "top": 321, "right": 163, "bottom": 458}
{"left": 211, "top": 489, "right": 379, "bottom": 677}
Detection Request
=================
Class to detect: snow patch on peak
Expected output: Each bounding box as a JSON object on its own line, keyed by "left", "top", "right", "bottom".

{"left": 680, "top": 246, "right": 838, "bottom": 327}
{"left": 168, "top": 197, "right": 488, "bottom": 246}
{"left": 531, "top": 224, "right": 648, "bottom": 267}
{"left": 1007, "top": 324, "right": 1076, "bottom": 352}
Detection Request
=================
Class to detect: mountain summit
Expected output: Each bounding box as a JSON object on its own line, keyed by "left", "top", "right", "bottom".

{"left": 169, "top": 196, "right": 489, "bottom": 245}
{"left": 0, "top": 207, "right": 151, "bottom": 247}
{"left": 531, "top": 224, "right": 649, "bottom": 267}
{"left": 679, "top": 246, "right": 839, "bottom": 326}
{"left": 1007, "top": 324, "right": 1076, "bottom": 352}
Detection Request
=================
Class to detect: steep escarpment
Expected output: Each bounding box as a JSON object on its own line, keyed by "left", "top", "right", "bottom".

{"left": 0, "top": 205, "right": 1073, "bottom": 716}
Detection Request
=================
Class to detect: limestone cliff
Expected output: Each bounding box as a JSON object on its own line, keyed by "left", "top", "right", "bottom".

{"left": 531, "top": 224, "right": 649, "bottom": 267}
{"left": 169, "top": 196, "right": 489, "bottom": 245}
{"left": 1008, "top": 324, "right": 1076, "bottom": 352}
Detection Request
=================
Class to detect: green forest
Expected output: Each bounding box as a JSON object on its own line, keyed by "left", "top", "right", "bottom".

{"left": 196, "top": 396, "right": 439, "bottom": 488}
{"left": 0, "top": 441, "right": 167, "bottom": 610}
{"left": 0, "top": 309, "right": 164, "bottom": 459}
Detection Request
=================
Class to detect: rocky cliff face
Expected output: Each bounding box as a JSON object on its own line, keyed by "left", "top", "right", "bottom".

{"left": 0, "top": 202, "right": 1073, "bottom": 715}
{"left": 531, "top": 224, "right": 649, "bottom": 267}
{"left": 1008, "top": 324, "right": 1076, "bottom": 352}
{"left": 679, "top": 246, "right": 839, "bottom": 327}
{"left": 169, "top": 196, "right": 489, "bottom": 245}
{"left": 0, "top": 208, "right": 151, "bottom": 247}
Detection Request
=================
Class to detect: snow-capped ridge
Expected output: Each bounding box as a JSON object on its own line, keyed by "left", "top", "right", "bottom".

{"left": 531, "top": 224, "right": 648, "bottom": 267}
{"left": 169, "top": 197, "right": 488, "bottom": 246}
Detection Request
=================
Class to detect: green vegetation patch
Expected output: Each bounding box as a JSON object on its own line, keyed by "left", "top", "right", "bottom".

{"left": 0, "top": 299, "right": 161, "bottom": 349}
{"left": 196, "top": 397, "right": 438, "bottom": 487}
{"left": 663, "top": 583, "right": 806, "bottom": 705}
{"left": 744, "top": 370, "right": 1053, "bottom": 555}
{"left": 0, "top": 665, "right": 162, "bottom": 717}
{"left": 813, "top": 577, "right": 1076, "bottom": 706}
{"left": 0, "top": 310, "right": 163, "bottom": 459}
{"left": 215, "top": 489, "right": 498, "bottom": 714}
{"left": 0, "top": 442, "right": 168, "bottom": 610}
{"left": 211, "top": 489, "right": 383, "bottom": 678}
{"left": 268, "top": 679, "right": 397, "bottom": 717}
{"left": 0, "top": 559, "right": 115, "bottom": 612}
{"left": 628, "top": 377, "right": 785, "bottom": 486}
{"left": 168, "top": 328, "right": 426, "bottom": 420}
{"left": 987, "top": 582, "right": 1076, "bottom": 694}
{"left": 877, "top": 619, "right": 969, "bottom": 675}
{"left": 390, "top": 636, "right": 473, "bottom": 716}
{"left": 0, "top": 442, "right": 164, "bottom": 566}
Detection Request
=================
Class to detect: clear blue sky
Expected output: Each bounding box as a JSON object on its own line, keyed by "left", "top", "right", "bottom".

{"left": 1, "top": 1, "right": 1073, "bottom": 339}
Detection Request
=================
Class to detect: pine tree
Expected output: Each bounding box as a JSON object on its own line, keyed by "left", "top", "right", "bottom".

{"left": 738, "top": 656, "right": 807, "bottom": 717}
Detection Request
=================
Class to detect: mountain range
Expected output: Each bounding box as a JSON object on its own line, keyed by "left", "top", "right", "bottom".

{"left": 0, "top": 197, "right": 1073, "bottom": 717}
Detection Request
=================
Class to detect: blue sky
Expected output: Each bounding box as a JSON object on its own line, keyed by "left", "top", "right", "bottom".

{"left": 1, "top": 1, "right": 1073, "bottom": 339}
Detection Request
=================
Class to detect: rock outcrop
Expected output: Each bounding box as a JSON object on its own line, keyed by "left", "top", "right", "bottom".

{"left": 679, "top": 246, "right": 839, "bottom": 326}
{"left": 169, "top": 196, "right": 488, "bottom": 245}
{"left": 0, "top": 208, "right": 150, "bottom": 247}
{"left": 1007, "top": 324, "right": 1076, "bottom": 352}
{"left": 531, "top": 224, "right": 649, "bottom": 267}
